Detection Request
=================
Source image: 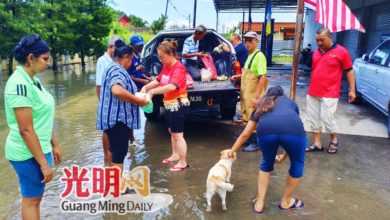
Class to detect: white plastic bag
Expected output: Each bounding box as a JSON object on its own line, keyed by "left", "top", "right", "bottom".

{"left": 200, "top": 68, "right": 213, "bottom": 82}
{"left": 135, "top": 92, "right": 151, "bottom": 102}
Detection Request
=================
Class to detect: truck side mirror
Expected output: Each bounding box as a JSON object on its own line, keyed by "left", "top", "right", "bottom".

{"left": 362, "top": 54, "right": 369, "bottom": 62}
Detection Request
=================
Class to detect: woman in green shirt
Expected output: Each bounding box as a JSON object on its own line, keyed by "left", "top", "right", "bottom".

{"left": 4, "top": 34, "right": 61, "bottom": 220}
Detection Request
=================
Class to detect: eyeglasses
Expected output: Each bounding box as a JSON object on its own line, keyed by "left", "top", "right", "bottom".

{"left": 244, "top": 38, "right": 255, "bottom": 43}
{"left": 158, "top": 54, "right": 169, "bottom": 60}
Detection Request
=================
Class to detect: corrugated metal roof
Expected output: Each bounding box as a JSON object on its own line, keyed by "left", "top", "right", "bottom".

{"left": 213, "top": 0, "right": 298, "bottom": 12}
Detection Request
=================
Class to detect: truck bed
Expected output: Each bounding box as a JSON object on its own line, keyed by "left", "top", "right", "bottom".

{"left": 188, "top": 80, "right": 239, "bottom": 93}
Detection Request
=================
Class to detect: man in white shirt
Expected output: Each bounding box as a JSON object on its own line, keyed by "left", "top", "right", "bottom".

{"left": 96, "top": 35, "right": 122, "bottom": 164}
{"left": 181, "top": 25, "right": 207, "bottom": 80}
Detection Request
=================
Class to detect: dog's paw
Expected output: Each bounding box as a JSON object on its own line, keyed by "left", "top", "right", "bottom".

{"left": 227, "top": 184, "right": 234, "bottom": 192}
{"left": 222, "top": 204, "right": 227, "bottom": 211}
{"left": 206, "top": 206, "right": 211, "bottom": 212}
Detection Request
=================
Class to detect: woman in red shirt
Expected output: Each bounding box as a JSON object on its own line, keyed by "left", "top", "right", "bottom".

{"left": 142, "top": 41, "right": 190, "bottom": 172}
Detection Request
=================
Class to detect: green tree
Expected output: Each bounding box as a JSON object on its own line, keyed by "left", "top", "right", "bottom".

{"left": 128, "top": 14, "right": 147, "bottom": 27}
{"left": 223, "top": 26, "right": 238, "bottom": 39}
{"left": 39, "top": 0, "right": 79, "bottom": 71}
{"left": 151, "top": 14, "right": 166, "bottom": 34}
{"left": 70, "top": 0, "right": 114, "bottom": 68}
{"left": 0, "top": 0, "right": 43, "bottom": 75}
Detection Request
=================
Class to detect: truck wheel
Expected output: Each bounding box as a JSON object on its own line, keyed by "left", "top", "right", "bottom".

{"left": 144, "top": 102, "right": 161, "bottom": 121}
{"left": 220, "top": 104, "right": 236, "bottom": 120}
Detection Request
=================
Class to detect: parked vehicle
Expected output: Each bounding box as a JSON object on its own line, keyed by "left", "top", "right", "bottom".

{"left": 141, "top": 29, "right": 240, "bottom": 120}
{"left": 353, "top": 39, "right": 390, "bottom": 137}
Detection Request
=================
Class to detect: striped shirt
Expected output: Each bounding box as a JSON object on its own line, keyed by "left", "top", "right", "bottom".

{"left": 96, "top": 63, "right": 140, "bottom": 131}
{"left": 181, "top": 35, "right": 199, "bottom": 64}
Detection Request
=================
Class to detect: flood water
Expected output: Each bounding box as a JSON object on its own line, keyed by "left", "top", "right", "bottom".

{"left": 0, "top": 64, "right": 389, "bottom": 220}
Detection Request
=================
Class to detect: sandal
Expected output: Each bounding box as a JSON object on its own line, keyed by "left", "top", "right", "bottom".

{"left": 277, "top": 198, "right": 304, "bottom": 211}
{"left": 305, "top": 144, "right": 324, "bottom": 152}
{"left": 251, "top": 198, "right": 263, "bottom": 214}
{"left": 162, "top": 157, "right": 178, "bottom": 164}
{"left": 327, "top": 142, "right": 338, "bottom": 154}
{"left": 169, "top": 164, "right": 190, "bottom": 172}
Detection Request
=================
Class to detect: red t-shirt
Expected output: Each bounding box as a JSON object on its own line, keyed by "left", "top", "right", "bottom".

{"left": 157, "top": 61, "right": 188, "bottom": 101}
{"left": 308, "top": 44, "right": 353, "bottom": 98}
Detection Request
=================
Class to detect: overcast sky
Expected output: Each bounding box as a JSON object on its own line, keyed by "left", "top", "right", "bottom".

{"left": 110, "top": 0, "right": 297, "bottom": 32}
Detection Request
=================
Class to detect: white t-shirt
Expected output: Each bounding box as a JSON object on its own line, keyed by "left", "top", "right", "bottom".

{"left": 96, "top": 52, "right": 113, "bottom": 86}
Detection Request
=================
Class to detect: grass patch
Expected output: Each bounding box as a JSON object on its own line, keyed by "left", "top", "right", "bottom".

{"left": 272, "top": 56, "right": 293, "bottom": 63}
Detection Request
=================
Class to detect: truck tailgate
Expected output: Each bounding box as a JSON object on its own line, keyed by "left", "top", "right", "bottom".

{"left": 187, "top": 81, "right": 239, "bottom": 93}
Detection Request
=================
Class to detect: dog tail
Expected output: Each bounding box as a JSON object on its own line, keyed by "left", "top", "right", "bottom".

{"left": 215, "top": 182, "right": 234, "bottom": 192}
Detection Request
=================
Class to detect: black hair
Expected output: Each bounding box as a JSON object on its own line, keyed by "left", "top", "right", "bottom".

{"left": 114, "top": 39, "right": 133, "bottom": 58}
{"left": 14, "top": 34, "right": 50, "bottom": 64}
{"left": 253, "top": 86, "right": 284, "bottom": 118}
{"left": 316, "top": 27, "right": 332, "bottom": 38}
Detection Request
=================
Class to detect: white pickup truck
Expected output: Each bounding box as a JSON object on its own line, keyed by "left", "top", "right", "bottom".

{"left": 353, "top": 39, "right": 390, "bottom": 137}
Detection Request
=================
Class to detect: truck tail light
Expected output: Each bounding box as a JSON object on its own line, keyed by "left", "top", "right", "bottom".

{"left": 233, "top": 60, "right": 241, "bottom": 75}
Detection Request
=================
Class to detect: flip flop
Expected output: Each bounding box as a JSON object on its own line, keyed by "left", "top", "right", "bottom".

{"left": 277, "top": 198, "right": 304, "bottom": 211}
{"left": 162, "top": 158, "right": 178, "bottom": 164}
{"left": 327, "top": 142, "right": 338, "bottom": 154}
{"left": 251, "top": 198, "right": 264, "bottom": 214}
{"left": 169, "top": 164, "right": 190, "bottom": 172}
{"left": 305, "top": 144, "right": 324, "bottom": 152}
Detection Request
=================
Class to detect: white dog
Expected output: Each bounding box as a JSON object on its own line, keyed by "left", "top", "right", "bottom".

{"left": 206, "top": 149, "right": 236, "bottom": 212}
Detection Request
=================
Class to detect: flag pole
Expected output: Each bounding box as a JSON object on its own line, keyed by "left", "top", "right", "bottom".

{"left": 290, "top": 0, "right": 305, "bottom": 100}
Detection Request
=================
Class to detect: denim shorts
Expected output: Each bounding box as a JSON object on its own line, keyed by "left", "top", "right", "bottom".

{"left": 10, "top": 152, "right": 53, "bottom": 198}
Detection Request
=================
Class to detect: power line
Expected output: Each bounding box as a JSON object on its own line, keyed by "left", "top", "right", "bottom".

{"left": 168, "top": 0, "right": 189, "bottom": 20}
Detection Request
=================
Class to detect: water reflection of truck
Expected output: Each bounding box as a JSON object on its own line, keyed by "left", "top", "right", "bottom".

{"left": 141, "top": 29, "right": 241, "bottom": 120}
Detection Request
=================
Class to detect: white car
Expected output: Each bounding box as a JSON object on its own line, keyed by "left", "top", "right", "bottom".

{"left": 353, "top": 39, "right": 390, "bottom": 137}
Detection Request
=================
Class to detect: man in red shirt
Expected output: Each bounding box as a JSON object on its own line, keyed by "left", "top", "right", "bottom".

{"left": 306, "top": 28, "right": 356, "bottom": 154}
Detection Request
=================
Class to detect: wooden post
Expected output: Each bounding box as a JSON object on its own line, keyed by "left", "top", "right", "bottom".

{"left": 290, "top": 0, "right": 305, "bottom": 100}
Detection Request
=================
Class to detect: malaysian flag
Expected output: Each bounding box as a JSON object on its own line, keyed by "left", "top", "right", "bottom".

{"left": 305, "top": 0, "right": 366, "bottom": 33}
{"left": 305, "top": 0, "right": 316, "bottom": 10}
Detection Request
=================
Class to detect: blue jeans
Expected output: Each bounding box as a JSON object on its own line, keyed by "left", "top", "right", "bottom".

{"left": 257, "top": 134, "right": 307, "bottom": 178}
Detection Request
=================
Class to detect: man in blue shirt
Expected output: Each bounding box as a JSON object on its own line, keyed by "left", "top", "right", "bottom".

{"left": 128, "top": 35, "right": 151, "bottom": 90}
{"left": 230, "top": 34, "right": 249, "bottom": 68}
{"left": 182, "top": 25, "right": 207, "bottom": 80}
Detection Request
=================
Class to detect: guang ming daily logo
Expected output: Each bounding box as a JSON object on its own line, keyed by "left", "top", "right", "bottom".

{"left": 59, "top": 165, "right": 173, "bottom": 214}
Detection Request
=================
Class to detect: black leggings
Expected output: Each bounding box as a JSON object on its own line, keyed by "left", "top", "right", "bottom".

{"left": 106, "top": 122, "right": 130, "bottom": 163}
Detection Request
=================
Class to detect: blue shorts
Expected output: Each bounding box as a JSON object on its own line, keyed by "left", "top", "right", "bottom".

{"left": 257, "top": 134, "right": 306, "bottom": 178}
{"left": 10, "top": 153, "right": 53, "bottom": 198}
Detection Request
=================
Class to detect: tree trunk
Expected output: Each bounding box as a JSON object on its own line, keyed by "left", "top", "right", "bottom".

{"left": 52, "top": 53, "right": 58, "bottom": 72}
{"left": 8, "top": 55, "right": 14, "bottom": 76}
{"left": 81, "top": 50, "right": 86, "bottom": 70}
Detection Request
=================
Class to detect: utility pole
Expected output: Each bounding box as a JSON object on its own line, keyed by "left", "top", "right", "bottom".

{"left": 188, "top": 14, "right": 191, "bottom": 28}
{"left": 193, "top": 0, "right": 197, "bottom": 28}
{"left": 164, "top": 0, "right": 169, "bottom": 19}
{"left": 216, "top": 10, "right": 219, "bottom": 32}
